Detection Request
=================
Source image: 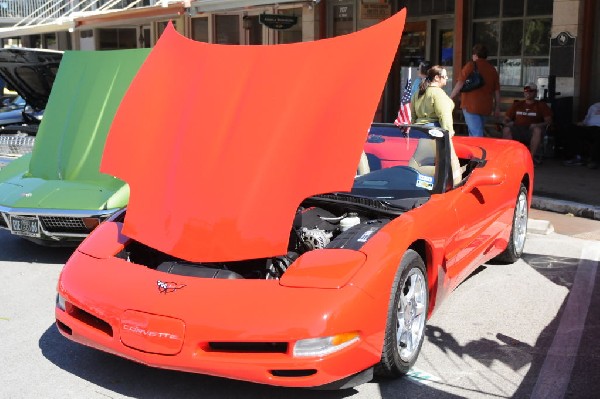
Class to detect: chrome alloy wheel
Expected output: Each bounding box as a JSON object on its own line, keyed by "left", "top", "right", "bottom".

{"left": 513, "top": 190, "right": 528, "bottom": 255}
{"left": 396, "top": 267, "right": 427, "bottom": 361}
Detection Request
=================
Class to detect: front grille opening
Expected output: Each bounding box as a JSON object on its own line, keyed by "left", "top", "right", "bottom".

{"left": 39, "top": 216, "right": 88, "bottom": 233}
{"left": 207, "top": 342, "right": 288, "bottom": 354}
{"left": 270, "top": 369, "right": 318, "bottom": 377}
{"left": 56, "top": 320, "right": 72, "bottom": 335}
{"left": 69, "top": 306, "right": 113, "bottom": 337}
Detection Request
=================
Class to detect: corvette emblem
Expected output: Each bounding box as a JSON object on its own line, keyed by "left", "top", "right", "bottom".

{"left": 157, "top": 280, "right": 186, "bottom": 294}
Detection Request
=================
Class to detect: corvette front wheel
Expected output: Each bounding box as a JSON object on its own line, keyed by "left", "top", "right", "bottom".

{"left": 376, "top": 249, "right": 428, "bottom": 377}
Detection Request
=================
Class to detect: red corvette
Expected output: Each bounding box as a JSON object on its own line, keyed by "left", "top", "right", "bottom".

{"left": 55, "top": 10, "right": 533, "bottom": 389}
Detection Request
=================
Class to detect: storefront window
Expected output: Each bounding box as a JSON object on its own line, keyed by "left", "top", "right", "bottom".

{"left": 277, "top": 8, "right": 302, "bottom": 44}
{"left": 215, "top": 15, "right": 240, "bottom": 44}
{"left": 473, "top": 0, "right": 499, "bottom": 18}
{"left": 524, "top": 19, "right": 551, "bottom": 56}
{"left": 502, "top": 0, "right": 524, "bottom": 18}
{"left": 192, "top": 17, "right": 209, "bottom": 42}
{"left": 98, "top": 28, "right": 137, "bottom": 49}
{"left": 1, "top": 38, "right": 22, "bottom": 48}
{"left": 473, "top": 21, "right": 499, "bottom": 55}
{"left": 501, "top": 20, "right": 523, "bottom": 56}
{"left": 472, "top": 0, "right": 552, "bottom": 88}
{"left": 401, "top": 0, "right": 454, "bottom": 16}
{"left": 44, "top": 34, "right": 57, "bottom": 50}
{"left": 527, "top": 0, "right": 553, "bottom": 16}
{"left": 399, "top": 30, "right": 425, "bottom": 66}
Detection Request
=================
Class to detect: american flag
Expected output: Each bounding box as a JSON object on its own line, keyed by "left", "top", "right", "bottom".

{"left": 394, "top": 75, "right": 412, "bottom": 126}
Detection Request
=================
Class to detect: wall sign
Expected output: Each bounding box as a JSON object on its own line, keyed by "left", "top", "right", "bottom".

{"left": 259, "top": 14, "right": 297, "bottom": 30}
{"left": 550, "top": 31, "right": 576, "bottom": 78}
{"left": 360, "top": 0, "right": 390, "bottom": 19}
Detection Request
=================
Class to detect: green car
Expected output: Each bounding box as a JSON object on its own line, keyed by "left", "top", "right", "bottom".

{"left": 0, "top": 48, "right": 149, "bottom": 245}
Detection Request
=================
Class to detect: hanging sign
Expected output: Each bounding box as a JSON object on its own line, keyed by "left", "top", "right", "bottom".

{"left": 259, "top": 14, "right": 298, "bottom": 30}
{"left": 360, "top": 0, "right": 390, "bottom": 19}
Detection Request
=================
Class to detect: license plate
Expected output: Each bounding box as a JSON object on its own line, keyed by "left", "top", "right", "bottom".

{"left": 10, "top": 216, "right": 41, "bottom": 238}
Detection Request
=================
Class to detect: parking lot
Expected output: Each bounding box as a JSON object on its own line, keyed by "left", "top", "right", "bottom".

{"left": 1, "top": 226, "right": 599, "bottom": 399}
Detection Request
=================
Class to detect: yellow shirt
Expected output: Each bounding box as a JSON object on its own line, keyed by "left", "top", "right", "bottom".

{"left": 410, "top": 86, "right": 455, "bottom": 135}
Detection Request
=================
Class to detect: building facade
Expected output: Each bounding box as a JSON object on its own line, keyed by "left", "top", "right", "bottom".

{"left": 0, "top": 0, "right": 597, "bottom": 123}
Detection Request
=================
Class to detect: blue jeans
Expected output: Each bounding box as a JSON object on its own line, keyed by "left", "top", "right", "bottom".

{"left": 462, "top": 109, "right": 487, "bottom": 137}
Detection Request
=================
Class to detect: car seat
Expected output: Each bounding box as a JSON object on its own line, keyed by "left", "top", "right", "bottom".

{"left": 408, "top": 139, "right": 436, "bottom": 176}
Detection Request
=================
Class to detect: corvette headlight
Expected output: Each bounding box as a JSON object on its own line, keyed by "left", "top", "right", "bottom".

{"left": 293, "top": 332, "right": 360, "bottom": 357}
{"left": 56, "top": 294, "right": 66, "bottom": 311}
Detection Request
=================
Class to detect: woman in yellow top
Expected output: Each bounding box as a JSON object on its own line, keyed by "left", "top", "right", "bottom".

{"left": 410, "top": 65, "right": 462, "bottom": 187}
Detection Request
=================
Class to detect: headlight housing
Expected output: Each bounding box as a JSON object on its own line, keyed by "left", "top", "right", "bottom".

{"left": 293, "top": 332, "right": 360, "bottom": 357}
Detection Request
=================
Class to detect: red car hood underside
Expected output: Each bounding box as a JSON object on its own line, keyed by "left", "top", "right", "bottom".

{"left": 101, "top": 11, "right": 406, "bottom": 262}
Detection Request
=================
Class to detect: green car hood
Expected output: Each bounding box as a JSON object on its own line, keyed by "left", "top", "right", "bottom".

{"left": 0, "top": 162, "right": 130, "bottom": 210}
{"left": 0, "top": 48, "right": 149, "bottom": 210}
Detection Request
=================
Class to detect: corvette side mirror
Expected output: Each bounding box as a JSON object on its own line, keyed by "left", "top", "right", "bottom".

{"left": 462, "top": 167, "right": 505, "bottom": 193}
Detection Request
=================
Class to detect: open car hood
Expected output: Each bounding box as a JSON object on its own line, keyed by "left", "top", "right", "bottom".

{"left": 102, "top": 10, "right": 407, "bottom": 262}
{"left": 27, "top": 48, "right": 149, "bottom": 187}
{"left": 0, "top": 48, "right": 63, "bottom": 111}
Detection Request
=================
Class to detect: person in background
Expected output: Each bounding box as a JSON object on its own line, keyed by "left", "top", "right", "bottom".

{"left": 410, "top": 60, "right": 431, "bottom": 97}
{"left": 450, "top": 44, "right": 501, "bottom": 137}
{"left": 502, "top": 82, "right": 552, "bottom": 164}
{"left": 563, "top": 102, "right": 600, "bottom": 169}
{"left": 411, "top": 65, "right": 462, "bottom": 186}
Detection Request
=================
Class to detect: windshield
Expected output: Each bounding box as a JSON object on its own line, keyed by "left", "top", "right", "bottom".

{"left": 353, "top": 124, "right": 441, "bottom": 201}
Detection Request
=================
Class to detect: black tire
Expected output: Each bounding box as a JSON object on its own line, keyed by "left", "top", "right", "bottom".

{"left": 495, "top": 183, "right": 528, "bottom": 263}
{"left": 375, "top": 249, "right": 428, "bottom": 378}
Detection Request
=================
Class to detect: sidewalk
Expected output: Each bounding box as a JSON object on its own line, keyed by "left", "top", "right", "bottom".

{"left": 532, "top": 156, "right": 600, "bottom": 220}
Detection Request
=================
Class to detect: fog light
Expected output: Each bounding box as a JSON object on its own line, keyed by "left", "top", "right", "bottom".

{"left": 56, "top": 294, "right": 66, "bottom": 311}
{"left": 293, "top": 332, "right": 360, "bottom": 357}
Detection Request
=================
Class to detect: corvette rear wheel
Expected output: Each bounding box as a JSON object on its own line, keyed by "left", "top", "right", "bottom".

{"left": 495, "top": 183, "right": 528, "bottom": 263}
{"left": 376, "top": 249, "right": 428, "bottom": 377}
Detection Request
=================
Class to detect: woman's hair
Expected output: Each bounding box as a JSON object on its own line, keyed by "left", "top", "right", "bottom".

{"left": 418, "top": 60, "right": 431, "bottom": 76}
{"left": 472, "top": 43, "right": 488, "bottom": 59}
{"left": 418, "top": 65, "right": 446, "bottom": 97}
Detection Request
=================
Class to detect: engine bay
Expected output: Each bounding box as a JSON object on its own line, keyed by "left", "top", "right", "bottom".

{"left": 116, "top": 200, "right": 393, "bottom": 280}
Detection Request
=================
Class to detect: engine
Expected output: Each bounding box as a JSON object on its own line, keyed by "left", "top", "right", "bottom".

{"left": 119, "top": 205, "right": 389, "bottom": 280}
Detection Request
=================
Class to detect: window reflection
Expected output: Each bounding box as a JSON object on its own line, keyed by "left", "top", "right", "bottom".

{"left": 522, "top": 59, "right": 549, "bottom": 86}
{"left": 473, "top": 0, "right": 499, "bottom": 18}
{"left": 499, "top": 58, "right": 522, "bottom": 86}
{"left": 501, "top": 20, "right": 523, "bottom": 56}
{"left": 192, "top": 17, "right": 209, "bottom": 42}
{"left": 502, "top": 0, "right": 523, "bottom": 17}
{"left": 473, "top": 21, "right": 499, "bottom": 55}
{"left": 527, "top": 0, "right": 553, "bottom": 15}
{"left": 472, "top": 0, "right": 553, "bottom": 87}
{"left": 524, "top": 19, "right": 551, "bottom": 56}
{"left": 215, "top": 15, "right": 240, "bottom": 45}
{"left": 277, "top": 8, "right": 302, "bottom": 44}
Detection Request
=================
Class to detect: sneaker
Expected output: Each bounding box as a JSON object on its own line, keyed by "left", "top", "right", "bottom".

{"left": 587, "top": 161, "right": 599, "bottom": 169}
{"left": 563, "top": 156, "right": 583, "bottom": 166}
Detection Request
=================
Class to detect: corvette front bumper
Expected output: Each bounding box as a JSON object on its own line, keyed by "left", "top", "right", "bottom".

{"left": 56, "top": 250, "right": 387, "bottom": 388}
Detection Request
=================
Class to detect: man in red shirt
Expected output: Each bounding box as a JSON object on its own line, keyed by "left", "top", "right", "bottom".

{"left": 503, "top": 82, "right": 552, "bottom": 163}
{"left": 450, "top": 44, "right": 501, "bottom": 137}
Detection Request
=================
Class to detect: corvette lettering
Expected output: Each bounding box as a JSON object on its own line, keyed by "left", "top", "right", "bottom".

{"left": 157, "top": 280, "right": 186, "bottom": 294}
{"left": 122, "top": 324, "right": 179, "bottom": 340}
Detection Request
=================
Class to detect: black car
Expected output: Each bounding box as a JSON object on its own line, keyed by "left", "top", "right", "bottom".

{"left": 0, "top": 48, "right": 63, "bottom": 166}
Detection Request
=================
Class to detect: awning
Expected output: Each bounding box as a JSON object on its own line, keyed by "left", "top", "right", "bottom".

{"left": 0, "top": 21, "right": 74, "bottom": 40}
{"left": 191, "top": 0, "right": 314, "bottom": 13}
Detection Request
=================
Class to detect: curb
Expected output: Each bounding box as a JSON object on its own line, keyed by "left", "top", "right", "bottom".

{"left": 532, "top": 196, "right": 600, "bottom": 221}
{"left": 527, "top": 218, "right": 555, "bottom": 235}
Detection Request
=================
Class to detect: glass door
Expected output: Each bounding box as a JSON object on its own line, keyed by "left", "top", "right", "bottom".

{"left": 433, "top": 19, "right": 454, "bottom": 95}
